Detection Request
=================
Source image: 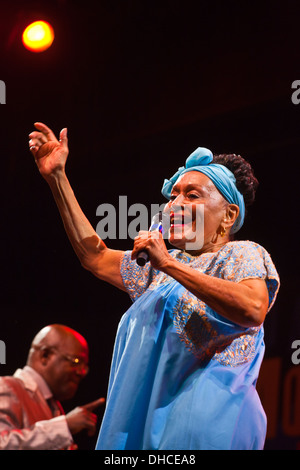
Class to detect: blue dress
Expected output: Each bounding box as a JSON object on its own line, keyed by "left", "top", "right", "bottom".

{"left": 96, "top": 241, "right": 280, "bottom": 450}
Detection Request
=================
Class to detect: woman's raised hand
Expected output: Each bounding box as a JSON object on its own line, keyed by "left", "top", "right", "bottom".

{"left": 29, "top": 122, "right": 69, "bottom": 180}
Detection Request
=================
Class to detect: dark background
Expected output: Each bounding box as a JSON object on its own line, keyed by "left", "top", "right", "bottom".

{"left": 0, "top": 0, "right": 300, "bottom": 450}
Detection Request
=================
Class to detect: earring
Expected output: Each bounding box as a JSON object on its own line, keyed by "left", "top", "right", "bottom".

{"left": 220, "top": 226, "right": 226, "bottom": 237}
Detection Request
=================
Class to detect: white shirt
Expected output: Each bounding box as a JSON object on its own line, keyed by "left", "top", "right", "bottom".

{"left": 0, "top": 366, "right": 74, "bottom": 450}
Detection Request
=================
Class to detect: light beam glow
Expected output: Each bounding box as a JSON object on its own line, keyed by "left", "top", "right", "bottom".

{"left": 22, "top": 21, "right": 54, "bottom": 53}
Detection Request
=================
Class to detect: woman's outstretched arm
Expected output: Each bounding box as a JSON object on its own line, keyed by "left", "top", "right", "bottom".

{"left": 29, "top": 122, "right": 125, "bottom": 291}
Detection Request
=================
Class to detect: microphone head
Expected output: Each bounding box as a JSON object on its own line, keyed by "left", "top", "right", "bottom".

{"left": 136, "top": 211, "right": 170, "bottom": 266}
{"left": 149, "top": 211, "right": 170, "bottom": 235}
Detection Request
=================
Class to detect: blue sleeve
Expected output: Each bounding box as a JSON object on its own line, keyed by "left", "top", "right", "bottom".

{"left": 120, "top": 251, "right": 153, "bottom": 302}
{"left": 221, "top": 241, "right": 280, "bottom": 312}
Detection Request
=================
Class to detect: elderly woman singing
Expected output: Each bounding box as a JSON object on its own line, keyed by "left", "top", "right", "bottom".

{"left": 29, "top": 123, "right": 279, "bottom": 450}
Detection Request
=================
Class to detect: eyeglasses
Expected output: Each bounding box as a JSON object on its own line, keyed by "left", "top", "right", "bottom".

{"left": 58, "top": 352, "right": 89, "bottom": 374}
{"left": 32, "top": 345, "right": 89, "bottom": 374}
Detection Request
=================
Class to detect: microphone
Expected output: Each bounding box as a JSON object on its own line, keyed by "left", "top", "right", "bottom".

{"left": 136, "top": 212, "right": 164, "bottom": 266}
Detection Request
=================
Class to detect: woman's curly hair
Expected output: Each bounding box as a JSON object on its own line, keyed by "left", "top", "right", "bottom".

{"left": 212, "top": 153, "right": 259, "bottom": 208}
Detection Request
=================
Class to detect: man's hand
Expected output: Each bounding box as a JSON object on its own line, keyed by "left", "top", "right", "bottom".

{"left": 29, "top": 122, "right": 69, "bottom": 180}
{"left": 65, "top": 397, "right": 105, "bottom": 436}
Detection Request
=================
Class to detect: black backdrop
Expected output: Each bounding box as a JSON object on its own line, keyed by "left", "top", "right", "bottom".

{"left": 1, "top": 0, "right": 300, "bottom": 450}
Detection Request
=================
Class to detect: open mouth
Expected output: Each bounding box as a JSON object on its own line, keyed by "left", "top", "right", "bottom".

{"left": 170, "top": 211, "right": 192, "bottom": 227}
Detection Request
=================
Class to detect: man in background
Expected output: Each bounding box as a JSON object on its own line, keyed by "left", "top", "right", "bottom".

{"left": 0, "top": 324, "right": 105, "bottom": 449}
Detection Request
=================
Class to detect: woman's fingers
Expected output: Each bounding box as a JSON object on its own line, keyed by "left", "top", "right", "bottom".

{"left": 28, "top": 131, "right": 47, "bottom": 142}
{"left": 132, "top": 231, "right": 161, "bottom": 259}
{"left": 59, "top": 127, "right": 68, "bottom": 150}
{"left": 29, "top": 144, "right": 38, "bottom": 158}
{"left": 28, "top": 132, "right": 48, "bottom": 151}
{"left": 28, "top": 123, "right": 68, "bottom": 157}
{"left": 34, "top": 122, "right": 58, "bottom": 142}
{"left": 29, "top": 127, "right": 68, "bottom": 151}
{"left": 132, "top": 233, "right": 147, "bottom": 260}
{"left": 28, "top": 122, "right": 58, "bottom": 154}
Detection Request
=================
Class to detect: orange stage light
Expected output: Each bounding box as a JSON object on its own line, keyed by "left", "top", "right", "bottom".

{"left": 22, "top": 21, "right": 54, "bottom": 52}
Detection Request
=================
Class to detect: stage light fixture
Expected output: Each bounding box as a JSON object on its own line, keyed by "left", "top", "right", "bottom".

{"left": 22, "top": 20, "right": 54, "bottom": 52}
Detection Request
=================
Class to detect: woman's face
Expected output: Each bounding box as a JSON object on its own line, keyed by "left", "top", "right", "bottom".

{"left": 163, "top": 171, "right": 228, "bottom": 253}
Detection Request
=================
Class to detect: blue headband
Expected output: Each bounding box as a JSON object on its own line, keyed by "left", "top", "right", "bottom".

{"left": 161, "top": 147, "right": 245, "bottom": 234}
